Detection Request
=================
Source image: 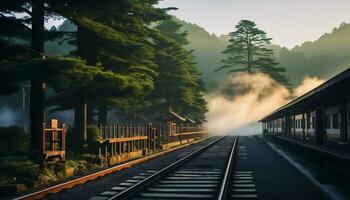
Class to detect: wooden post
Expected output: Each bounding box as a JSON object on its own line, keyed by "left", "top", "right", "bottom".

{"left": 42, "top": 121, "right": 46, "bottom": 163}
{"left": 62, "top": 124, "right": 66, "bottom": 160}
{"left": 116, "top": 125, "right": 120, "bottom": 155}
{"left": 105, "top": 143, "right": 108, "bottom": 157}
{"left": 113, "top": 124, "right": 116, "bottom": 139}
{"left": 138, "top": 125, "right": 141, "bottom": 150}
{"left": 146, "top": 124, "right": 150, "bottom": 151}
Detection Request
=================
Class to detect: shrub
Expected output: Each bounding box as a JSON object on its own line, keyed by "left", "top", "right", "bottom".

{"left": 66, "top": 125, "right": 102, "bottom": 154}
{"left": 87, "top": 125, "right": 102, "bottom": 143}
{"left": 87, "top": 125, "right": 102, "bottom": 153}
{"left": 35, "top": 168, "right": 58, "bottom": 186}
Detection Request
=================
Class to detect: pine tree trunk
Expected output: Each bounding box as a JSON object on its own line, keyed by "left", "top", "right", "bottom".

{"left": 87, "top": 101, "right": 95, "bottom": 125}
{"left": 98, "top": 103, "right": 108, "bottom": 125}
{"left": 74, "top": 97, "right": 88, "bottom": 152}
{"left": 29, "top": 0, "right": 45, "bottom": 161}
{"left": 247, "top": 37, "right": 252, "bottom": 74}
{"left": 74, "top": 25, "right": 90, "bottom": 152}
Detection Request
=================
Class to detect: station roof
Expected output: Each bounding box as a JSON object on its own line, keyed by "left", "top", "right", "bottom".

{"left": 169, "top": 110, "right": 187, "bottom": 122}
{"left": 196, "top": 118, "right": 207, "bottom": 124}
{"left": 183, "top": 115, "right": 196, "bottom": 124}
{"left": 259, "top": 67, "right": 350, "bottom": 122}
{"left": 156, "top": 110, "right": 187, "bottom": 122}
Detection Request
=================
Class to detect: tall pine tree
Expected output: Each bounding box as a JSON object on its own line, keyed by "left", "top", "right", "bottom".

{"left": 0, "top": 0, "right": 104, "bottom": 159}
{"left": 216, "top": 20, "right": 290, "bottom": 86}
{"left": 144, "top": 18, "right": 207, "bottom": 119}
{"left": 46, "top": 0, "right": 169, "bottom": 150}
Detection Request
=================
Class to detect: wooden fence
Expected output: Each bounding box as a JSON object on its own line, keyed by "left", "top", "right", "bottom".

{"left": 98, "top": 124, "right": 207, "bottom": 158}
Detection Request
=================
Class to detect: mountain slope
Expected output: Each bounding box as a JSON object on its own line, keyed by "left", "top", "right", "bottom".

{"left": 179, "top": 21, "right": 229, "bottom": 90}
{"left": 277, "top": 22, "right": 350, "bottom": 85}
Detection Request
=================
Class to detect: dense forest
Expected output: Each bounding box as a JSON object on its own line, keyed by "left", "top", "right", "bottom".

{"left": 0, "top": 1, "right": 207, "bottom": 157}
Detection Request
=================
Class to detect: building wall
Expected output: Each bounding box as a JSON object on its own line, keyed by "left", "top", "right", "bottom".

{"left": 325, "top": 105, "right": 341, "bottom": 143}
{"left": 263, "top": 102, "right": 350, "bottom": 145}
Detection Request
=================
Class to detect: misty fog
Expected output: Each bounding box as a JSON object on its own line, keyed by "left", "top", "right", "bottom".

{"left": 206, "top": 72, "right": 324, "bottom": 135}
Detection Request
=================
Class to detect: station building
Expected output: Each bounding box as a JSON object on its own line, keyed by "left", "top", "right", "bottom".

{"left": 260, "top": 68, "right": 350, "bottom": 147}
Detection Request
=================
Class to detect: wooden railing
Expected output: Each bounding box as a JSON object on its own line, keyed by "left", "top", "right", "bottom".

{"left": 98, "top": 124, "right": 207, "bottom": 158}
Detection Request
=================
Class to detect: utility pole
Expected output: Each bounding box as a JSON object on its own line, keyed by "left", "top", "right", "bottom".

{"left": 22, "top": 84, "right": 31, "bottom": 133}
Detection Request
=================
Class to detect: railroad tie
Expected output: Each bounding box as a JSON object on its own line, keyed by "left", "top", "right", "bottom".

{"left": 230, "top": 171, "right": 258, "bottom": 199}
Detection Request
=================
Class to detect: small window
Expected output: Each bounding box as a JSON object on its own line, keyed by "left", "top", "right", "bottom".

{"left": 325, "top": 115, "right": 331, "bottom": 129}
{"left": 298, "top": 119, "right": 300, "bottom": 128}
{"left": 332, "top": 113, "right": 339, "bottom": 129}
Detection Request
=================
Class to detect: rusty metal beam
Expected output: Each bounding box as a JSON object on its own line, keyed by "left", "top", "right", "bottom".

{"left": 106, "top": 136, "right": 148, "bottom": 143}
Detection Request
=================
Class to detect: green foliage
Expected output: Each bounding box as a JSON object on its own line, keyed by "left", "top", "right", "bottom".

{"left": 65, "top": 158, "right": 101, "bottom": 175}
{"left": 35, "top": 168, "right": 59, "bottom": 186}
{"left": 47, "top": 1, "right": 168, "bottom": 114}
{"left": 0, "top": 56, "right": 100, "bottom": 95}
{"left": 87, "top": 125, "right": 101, "bottom": 143}
{"left": 86, "top": 125, "right": 101, "bottom": 153}
{"left": 0, "top": 1, "right": 208, "bottom": 153}
{"left": 143, "top": 18, "right": 207, "bottom": 119}
{"left": 217, "top": 20, "right": 290, "bottom": 86}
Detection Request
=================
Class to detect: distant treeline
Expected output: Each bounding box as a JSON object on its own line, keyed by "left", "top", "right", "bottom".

{"left": 181, "top": 21, "right": 350, "bottom": 88}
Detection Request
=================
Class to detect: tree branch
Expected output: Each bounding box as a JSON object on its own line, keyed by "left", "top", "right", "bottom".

{"left": 229, "top": 68, "right": 247, "bottom": 73}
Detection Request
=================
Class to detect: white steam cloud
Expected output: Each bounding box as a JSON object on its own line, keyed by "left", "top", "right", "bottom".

{"left": 293, "top": 76, "right": 325, "bottom": 97}
{"left": 206, "top": 72, "right": 325, "bottom": 135}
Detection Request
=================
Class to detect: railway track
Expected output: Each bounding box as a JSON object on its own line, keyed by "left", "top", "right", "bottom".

{"left": 14, "top": 137, "right": 211, "bottom": 200}
{"left": 90, "top": 136, "right": 239, "bottom": 200}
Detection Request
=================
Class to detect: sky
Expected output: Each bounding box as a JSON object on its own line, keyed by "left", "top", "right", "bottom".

{"left": 157, "top": 0, "right": 350, "bottom": 48}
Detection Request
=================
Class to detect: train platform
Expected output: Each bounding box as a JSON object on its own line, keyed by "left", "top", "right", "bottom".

{"left": 233, "top": 135, "right": 329, "bottom": 200}
{"left": 272, "top": 135, "right": 350, "bottom": 161}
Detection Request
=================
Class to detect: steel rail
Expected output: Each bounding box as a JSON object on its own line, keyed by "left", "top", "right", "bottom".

{"left": 14, "top": 137, "right": 210, "bottom": 200}
{"left": 217, "top": 136, "right": 239, "bottom": 200}
{"left": 108, "top": 136, "right": 227, "bottom": 200}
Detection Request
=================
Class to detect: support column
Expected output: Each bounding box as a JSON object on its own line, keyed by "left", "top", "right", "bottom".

{"left": 340, "top": 102, "right": 348, "bottom": 143}
{"left": 284, "top": 115, "right": 290, "bottom": 137}
{"left": 315, "top": 108, "right": 325, "bottom": 146}
{"left": 293, "top": 115, "right": 296, "bottom": 138}
{"left": 302, "top": 113, "right": 306, "bottom": 140}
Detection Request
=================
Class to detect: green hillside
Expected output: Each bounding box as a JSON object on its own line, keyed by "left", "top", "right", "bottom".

{"left": 277, "top": 22, "right": 350, "bottom": 85}
{"left": 179, "top": 21, "right": 229, "bottom": 90}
